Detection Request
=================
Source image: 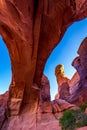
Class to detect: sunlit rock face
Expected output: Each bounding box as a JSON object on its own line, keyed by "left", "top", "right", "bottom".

{"left": 55, "top": 64, "right": 66, "bottom": 87}
{"left": 55, "top": 64, "right": 70, "bottom": 100}
{"left": 0, "top": 0, "right": 87, "bottom": 130}
{"left": 0, "top": 0, "right": 87, "bottom": 116}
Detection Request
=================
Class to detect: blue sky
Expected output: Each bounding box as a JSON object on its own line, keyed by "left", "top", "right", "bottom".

{"left": 0, "top": 36, "right": 12, "bottom": 94}
{"left": 44, "top": 18, "right": 87, "bottom": 100}
{"left": 0, "top": 18, "right": 87, "bottom": 99}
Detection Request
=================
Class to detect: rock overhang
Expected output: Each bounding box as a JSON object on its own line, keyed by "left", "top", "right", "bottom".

{"left": 0, "top": 0, "right": 87, "bottom": 115}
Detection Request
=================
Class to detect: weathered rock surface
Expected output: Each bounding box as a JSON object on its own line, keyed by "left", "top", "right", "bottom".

{"left": 1, "top": 98, "right": 78, "bottom": 130}
{"left": 77, "top": 126, "right": 87, "bottom": 130}
{"left": 1, "top": 108, "right": 61, "bottom": 130}
{"left": 51, "top": 99, "right": 78, "bottom": 113}
{"left": 69, "top": 72, "right": 80, "bottom": 95}
{"left": 78, "top": 38, "right": 87, "bottom": 81}
{"left": 38, "top": 75, "right": 52, "bottom": 113}
{"left": 55, "top": 38, "right": 87, "bottom": 106}
{"left": 0, "top": 92, "right": 8, "bottom": 129}
{"left": 55, "top": 64, "right": 69, "bottom": 87}
{"left": 0, "top": 0, "right": 87, "bottom": 130}
{"left": 69, "top": 38, "right": 87, "bottom": 105}
{"left": 0, "top": 0, "right": 87, "bottom": 116}
{"left": 1, "top": 75, "right": 79, "bottom": 130}
{"left": 72, "top": 57, "right": 81, "bottom": 77}
{"left": 55, "top": 64, "right": 70, "bottom": 100}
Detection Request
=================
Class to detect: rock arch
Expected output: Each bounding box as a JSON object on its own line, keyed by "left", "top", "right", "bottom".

{"left": 0, "top": 0, "right": 87, "bottom": 115}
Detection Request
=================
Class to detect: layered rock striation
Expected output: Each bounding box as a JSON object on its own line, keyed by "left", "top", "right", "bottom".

{"left": 0, "top": 0, "right": 87, "bottom": 130}
{"left": 55, "top": 38, "right": 87, "bottom": 105}
{"left": 0, "top": 92, "right": 8, "bottom": 129}
{"left": 1, "top": 38, "right": 87, "bottom": 129}
{"left": 1, "top": 75, "right": 78, "bottom": 130}
{"left": 0, "top": 0, "right": 87, "bottom": 116}
{"left": 69, "top": 72, "right": 80, "bottom": 95}
{"left": 69, "top": 38, "right": 87, "bottom": 105}
{"left": 55, "top": 64, "right": 70, "bottom": 100}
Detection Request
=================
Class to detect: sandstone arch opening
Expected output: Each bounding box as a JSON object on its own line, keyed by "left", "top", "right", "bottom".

{"left": 0, "top": 36, "right": 12, "bottom": 94}
{"left": 1, "top": 1, "right": 87, "bottom": 130}
{"left": 44, "top": 18, "right": 87, "bottom": 100}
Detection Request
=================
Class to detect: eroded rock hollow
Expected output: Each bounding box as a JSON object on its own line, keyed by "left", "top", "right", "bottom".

{"left": 0, "top": 0, "right": 87, "bottom": 130}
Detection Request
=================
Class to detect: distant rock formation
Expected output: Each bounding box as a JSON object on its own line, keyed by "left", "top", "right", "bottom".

{"left": 55, "top": 64, "right": 70, "bottom": 100}
{"left": 69, "top": 38, "right": 87, "bottom": 105}
{"left": 55, "top": 38, "right": 87, "bottom": 105}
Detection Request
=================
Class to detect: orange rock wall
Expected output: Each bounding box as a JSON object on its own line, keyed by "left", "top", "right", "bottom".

{"left": 0, "top": 0, "right": 87, "bottom": 126}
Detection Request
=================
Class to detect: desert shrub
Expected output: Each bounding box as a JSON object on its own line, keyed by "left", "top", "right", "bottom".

{"left": 59, "top": 110, "right": 76, "bottom": 130}
{"left": 59, "top": 104, "right": 87, "bottom": 130}
{"left": 79, "top": 102, "right": 87, "bottom": 112}
{"left": 75, "top": 112, "right": 87, "bottom": 127}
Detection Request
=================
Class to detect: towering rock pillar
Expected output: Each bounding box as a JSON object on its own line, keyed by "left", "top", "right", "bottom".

{"left": 55, "top": 64, "right": 70, "bottom": 100}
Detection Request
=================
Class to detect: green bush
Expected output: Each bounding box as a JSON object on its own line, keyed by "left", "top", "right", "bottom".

{"left": 75, "top": 112, "right": 87, "bottom": 127}
{"left": 79, "top": 102, "right": 87, "bottom": 112}
{"left": 59, "top": 103, "right": 87, "bottom": 130}
{"left": 59, "top": 110, "right": 76, "bottom": 130}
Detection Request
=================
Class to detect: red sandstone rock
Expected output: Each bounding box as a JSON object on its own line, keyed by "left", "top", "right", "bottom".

{"left": 69, "top": 38, "right": 87, "bottom": 105}
{"left": 78, "top": 38, "right": 87, "bottom": 80}
{"left": 2, "top": 112, "right": 62, "bottom": 130}
{"left": 0, "top": 91, "right": 8, "bottom": 107}
{"left": 0, "top": 91, "right": 8, "bottom": 129}
{"left": 51, "top": 99, "right": 78, "bottom": 113}
{"left": 69, "top": 72, "right": 80, "bottom": 95}
{"left": 59, "top": 83, "right": 71, "bottom": 100}
{"left": 76, "top": 126, "right": 87, "bottom": 130}
{"left": 55, "top": 64, "right": 69, "bottom": 87}
{"left": 55, "top": 38, "right": 87, "bottom": 105}
{"left": 37, "top": 113, "right": 61, "bottom": 130}
{"left": 38, "top": 75, "right": 52, "bottom": 113}
{"left": 0, "top": 0, "right": 87, "bottom": 130}
{"left": 55, "top": 93, "right": 59, "bottom": 100}
{"left": 55, "top": 64, "right": 70, "bottom": 100}
{"left": 0, "top": 0, "right": 87, "bottom": 116}
{"left": 72, "top": 57, "right": 82, "bottom": 77}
